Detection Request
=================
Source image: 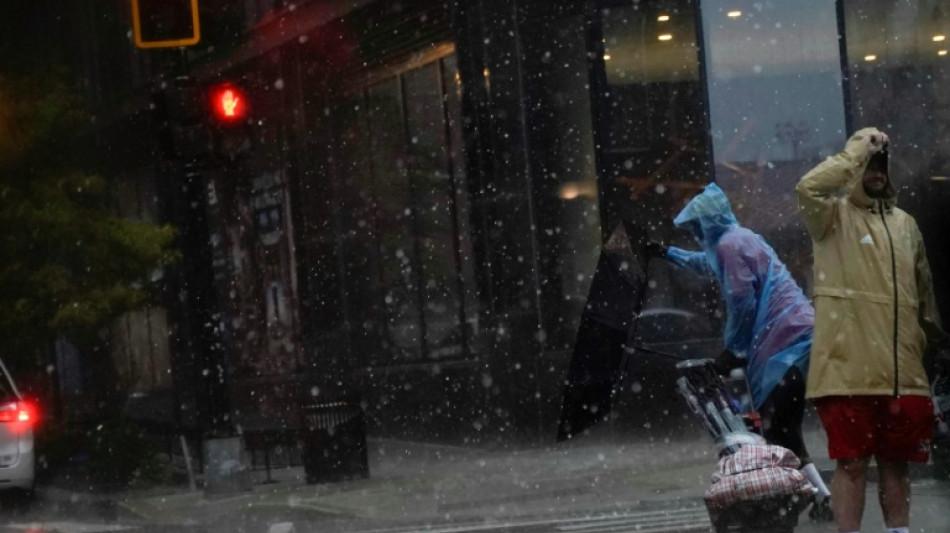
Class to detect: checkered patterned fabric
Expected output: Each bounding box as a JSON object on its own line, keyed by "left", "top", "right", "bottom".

{"left": 704, "top": 444, "right": 817, "bottom": 510}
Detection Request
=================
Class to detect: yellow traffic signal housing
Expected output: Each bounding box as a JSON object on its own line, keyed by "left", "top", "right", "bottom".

{"left": 131, "top": 0, "right": 201, "bottom": 49}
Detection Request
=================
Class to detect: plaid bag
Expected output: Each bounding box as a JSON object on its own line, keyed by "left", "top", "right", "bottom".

{"left": 704, "top": 444, "right": 817, "bottom": 510}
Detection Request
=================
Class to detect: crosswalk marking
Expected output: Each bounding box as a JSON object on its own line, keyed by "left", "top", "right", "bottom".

{"left": 342, "top": 506, "right": 712, "bottom": 533}
{"left": 557, "top": 509, "right": 709, "bottom": 530}
{"left": 5, "top": 523, "right": 135, "bottom": 533}
{"left": 553, "top": 508, "right": 710, "bottom": 533}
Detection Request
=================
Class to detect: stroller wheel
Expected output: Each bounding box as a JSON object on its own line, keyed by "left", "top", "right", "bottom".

{"left": 808, "top": 496, "right": 835, "bottom": 522}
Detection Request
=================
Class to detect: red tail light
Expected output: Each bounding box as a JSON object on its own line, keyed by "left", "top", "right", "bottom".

{"left": 0, "top": 401, "right": 36, "bottom": 425}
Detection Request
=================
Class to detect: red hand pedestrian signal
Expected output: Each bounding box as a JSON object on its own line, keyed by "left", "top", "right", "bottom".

{"left": 209, "top": 84, "right": 247, "bottom": 124}
{"left": 221, "top": 90, "right": 240, "bottom": 117}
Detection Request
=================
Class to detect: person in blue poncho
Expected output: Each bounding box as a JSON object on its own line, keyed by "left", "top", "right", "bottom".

{"left": 646, "top": 183, "right": 833, "bottom": 520}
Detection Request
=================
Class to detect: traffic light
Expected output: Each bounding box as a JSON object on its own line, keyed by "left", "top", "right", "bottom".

{"left": 153, "top": 79, "right": 252, "bottom": 161}
{"left": 131, "top": 0, "right": 201, "bottom": 49}
{"left": 208, "top": 83, "right": 249, "bottom": 125}
{"left": 152, "top": 77, "right": 212, "bottom": 160}
{"left": 206, "top": 82, "right": 254, "bottom": 159}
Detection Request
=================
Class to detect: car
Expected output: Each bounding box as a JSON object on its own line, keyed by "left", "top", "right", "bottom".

{"left": 632, "top": 308, "right": 721, "bottom": 358}
{"left": 0, "top": 358, "right": 36, "bottom": 495}
{"left": 611, "top": 307, "right": 736, "bottom": 433}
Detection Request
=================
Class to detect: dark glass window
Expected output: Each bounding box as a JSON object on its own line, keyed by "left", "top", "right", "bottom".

{"left": 404, "top": 63, "right": 466, "bottom": 359}
{"left": 330, "top": 54, "right": 477, "bottom": 365}
{"left": 367, "top": 78, "right": 420, "bottom": 361}
{"left": 515, "top": 5, "right": 602, "bottom": 352}
{"left": 841, "top": 0, "right": 950, "bottom": 316}
{"left": 701, "top": 0, "right": 846, "bottom": 291}
{"left": 441, "top": 55, "right": 480, "bottom": 355}
{"left": 333, "top": 93, "right": 386, "bottom": 362}
{"left": 602, "top": 2, "right": 702, "bottom": 151}
{"left": 592, "top": 1, "right": 721, "bottom": 331}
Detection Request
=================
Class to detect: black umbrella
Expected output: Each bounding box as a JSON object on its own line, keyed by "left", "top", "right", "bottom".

{"left": 556, "top": 220, "right": 650, "bottom": 441}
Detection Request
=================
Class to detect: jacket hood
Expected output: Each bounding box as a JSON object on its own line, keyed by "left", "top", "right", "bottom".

{"left": 845, "top": 133, "right": 897, "bottom": 210}
{"left": 673, "top": 183, "right": 739, "bottom": 251}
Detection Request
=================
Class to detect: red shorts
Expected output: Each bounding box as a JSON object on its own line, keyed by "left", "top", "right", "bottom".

{"left": 814, "top": 395, "right": 934, "bottom": 462}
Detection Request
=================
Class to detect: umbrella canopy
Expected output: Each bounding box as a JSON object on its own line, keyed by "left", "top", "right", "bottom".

{"left": 556, "top": 220, "right": 649, "bottom": 441}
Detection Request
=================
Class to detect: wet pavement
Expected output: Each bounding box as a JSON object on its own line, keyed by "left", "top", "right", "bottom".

{"left": 3, "top": 424, "right": 948, "bottom": 533}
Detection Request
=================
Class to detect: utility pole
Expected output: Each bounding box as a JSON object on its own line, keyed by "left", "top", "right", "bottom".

{"left": 153, "top": 75, "right": 233, "bottom": 436}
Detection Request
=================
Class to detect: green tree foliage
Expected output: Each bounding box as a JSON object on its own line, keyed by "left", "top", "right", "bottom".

{"left": 0, "top": 69, "right": 177, "bottom": 366}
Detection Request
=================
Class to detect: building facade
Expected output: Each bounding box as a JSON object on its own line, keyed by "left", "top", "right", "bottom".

{"left": 34, "top": 0, "right": 950, "bottom": 442}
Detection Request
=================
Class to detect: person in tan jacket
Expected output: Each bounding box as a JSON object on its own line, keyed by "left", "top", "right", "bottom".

{"left": 797, "top": 127, "right": 949, "bottom": 533}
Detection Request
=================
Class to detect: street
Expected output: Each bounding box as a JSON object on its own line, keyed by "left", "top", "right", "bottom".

{"left": 1, "top": 425, "right": 946, "bottom": 533}
{"left": 2, "top": 477, "right": 948, "bottom": 533}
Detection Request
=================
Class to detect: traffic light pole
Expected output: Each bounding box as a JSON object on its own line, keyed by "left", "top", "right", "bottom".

{"left": 189, "top": 163, "right": 233, "bottom": 437}
{"left": 154, "top": 72, "right": 235, "bottom": 440}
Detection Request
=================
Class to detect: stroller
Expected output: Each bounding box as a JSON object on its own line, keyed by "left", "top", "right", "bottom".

{"left": 554, "top": 221, "right": 814, "bottom": 532}
{"left": 676, "top": 359, "right": 814, "bottom": 533}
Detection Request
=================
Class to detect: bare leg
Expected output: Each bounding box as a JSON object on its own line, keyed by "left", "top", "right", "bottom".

{"left": 877, "top": 459, "right": 910, "bottom": 528}
{"left": 831, "top": 457, "right": 869, "bottom": 532}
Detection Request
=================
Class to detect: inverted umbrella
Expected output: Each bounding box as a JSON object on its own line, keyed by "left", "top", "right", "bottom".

{"left": 556, "top": 220, "right": 649, "bottom": 441}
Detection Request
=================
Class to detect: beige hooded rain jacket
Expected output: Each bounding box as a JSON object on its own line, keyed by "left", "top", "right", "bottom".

{"left": 796, "top": 127, "right": 946, "bottom": 399}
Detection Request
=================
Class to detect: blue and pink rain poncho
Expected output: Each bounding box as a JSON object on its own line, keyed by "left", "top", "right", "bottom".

{"left": 665, "top": 183, "right": 814, "bottom": 410}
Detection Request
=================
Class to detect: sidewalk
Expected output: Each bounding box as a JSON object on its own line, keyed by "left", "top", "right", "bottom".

{"left": 116, "top": 428, "right": 719, "bottom": 525}
{"left": 37, "top": 423, "right": 945, "bottom": 532}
